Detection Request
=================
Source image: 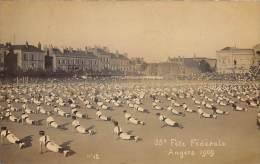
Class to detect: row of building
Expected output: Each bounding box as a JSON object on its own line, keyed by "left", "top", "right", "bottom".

{"left": 143, "top": 43, "right": 260, "bottom": 77}
{"left": 144, "top": 57, "right": 216, "bottom": 77}
{"left": 0, "top": 42, "right": 138, "bottom": 76}
{"left": 1, "top": 41, "right": 260, "bottom": 77}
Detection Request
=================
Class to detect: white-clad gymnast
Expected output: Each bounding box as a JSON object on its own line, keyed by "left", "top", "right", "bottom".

{"left": 39, "top": 130, "right": 70, "bottom": 157}
{"left": 53, "top": 106, "right": 70, "bottom": 118}
{"left": 46, "top": 116, "right": 60, "bottom": 128}
{"left": 21, "top": 112, "right": 38, "bottom": 125}
{"left": 171, "top": 100, "right": 181, "bottom": 107}
{"left": 71, "top": 116, "right": 94, "bottom": 135}
{"left": 5, "top": 111, "right": 21, "bottom": 122}
{"left": 216, "top": 99, "right": 227, "bottom": 106}
{"left": 7, "top": 104, "right": 20, "bottom": 112}
{"left": 133, "top": 104, "right": 149, "bottom": 113}
{"left": 167, "top": 106, "right": 185, "bottom": 117}
{"left": 201, "top": 101, "right": 213, "bottom": 109}
{"left": 83, "top": 99, "right": 91, "bottom": 105}
{"left": 156, "top": 113, "right": 183, "bottom": 128}
{"left": 152, "top": 102, "right": 163, "bottom": 110}
{"left": 96, "top": 110, "right": 111, "bottom": 121}
{"left": 231, "top": 103, "right": 248, "bottom": 111}
{"left": 211, "top": 104, "right": 229, "bottom": 115}
{"left": 1, "top": 127, "right": 25, "bottom": 149}
{"left": 100, "top": 104, "right": 111, "bottom": 110}
{"left": 0, "top": 112, "right": 4, "bottom": 120}
{"left": 245, "top": 99, "right": 258, "bottom": 107}
{"left": 36, "top": 106, "right": 50, "bottom": 115}
{"left": 197, "top": 106, "right": 217, "bottom": 119}
{"left": 257, "top": 111, "right": 260, "bottom": 128}
{"left": 192, "top": 97, "right": 201, "bottom": 105}
{"left": 123, "top": 110, "right": 145, "bottom": 125}
{"left": 24, "top": 106, "right": 35, "bottom": 114}
{"left": 112, "top": 121, "right": 140, "bottom": 142}
{"left": 182, "top": 103, "right": 196, "bottom": 113}
{"left": 71, "top": 108, "right": 87, "bottom": 119}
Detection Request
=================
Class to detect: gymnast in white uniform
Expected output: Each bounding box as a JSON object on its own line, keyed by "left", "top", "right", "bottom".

{"left": 53, "top": 106, "right": 70, "bottom": 118}
{"left": 36, "top": 106, "right": 50, "bottom": 115}
{"left": 156, "top": 113, "right": 183, "bottom": 129}
{"left": 96, "top": 110, "right": 111, "bottom": 121}
{"left": 25, "top": 107, "right": 34, "bottom": 114}
{"left": 152, "top": 102, "right": 163, "bottom": 110}
{"left": 182, "top": 103, "right": 196, "bottom": 113}
{"left": 231, "top": 103, "right": 248, "bottom": 111}
{"left": 211, "top": 105, "right": 229, "bottom": 115}
{"left": 123, "top": 110, "right": 145, "bottom": 125}
{"left": 192, "top": 97, "right": 201, "bottom": 105}
{"left": 112, "top": 121, "right": 140, "bottom": 142}
{"left": 133, "top": 104, "right": 149, "bottom": 113}
{"left": 39, "top": 130, "right": 70, "bottom": 157}
{"left": 167, "top": 106, "right": 185, "bottom": 117}
{"left": 46, "top": 116, "right": 60, "bottom": 128}
{"left": 197, "top": 106, "right": 217, "bottom": 119}
{"left": 71, "top": 116, "right": 94, "bottom": 135}
{"left": 21, "top": 112, "right": 38, "bottom": 125}
{"left": 1, "top": 127, "right": 25, "bottom": 149}
{"left": 245, "top": 99, "right": 258, "bottom": 107}
{"left": 257, "top": 111, "right": 260, "bottom": 128}
{"left": 5, "top": 111, "right": 20, "bottom": 122}
{"left": 71, "top": 108, "right": 87, "bottom": 119}
{"left": 0, "top": 112, "right": 4, "bottom": 120}
{"left": 171, "top": 100, "right": 181, "bottom": 107}
{"left": 8, "top": 104, "right": 20, "bottom": 112}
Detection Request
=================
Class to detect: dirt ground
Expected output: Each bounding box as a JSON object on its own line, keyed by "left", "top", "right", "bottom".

{"left": 0, "top": 80, "right": 260, "bottom": 164}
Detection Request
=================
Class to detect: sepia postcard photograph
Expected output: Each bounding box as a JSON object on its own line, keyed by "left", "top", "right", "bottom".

{"left": 0, "top": 0, "right": 260, "bottom": 164}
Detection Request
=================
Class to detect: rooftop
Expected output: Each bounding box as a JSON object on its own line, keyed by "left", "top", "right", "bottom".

{"left": 167, "top": 57, "right": 216, "bottom": 62}
{"left": 217, "top": 47, "right": 253, "bottom": 53}
{"left": 12, "top": 44, "right": 44, "bottom": 52}
{"left": 59, "top": 49, "right": 97, "bottom": 59}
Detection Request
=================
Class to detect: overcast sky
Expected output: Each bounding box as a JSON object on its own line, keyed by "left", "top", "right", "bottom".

{"left": 0, "top": 0, "right": 260, "bottom": 62}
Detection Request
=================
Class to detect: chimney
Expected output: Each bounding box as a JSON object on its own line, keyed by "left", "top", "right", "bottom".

{"left": 25, "top": 41, "right": 29, "bottom": 48}
{"left": 38, "top": 42, "right": 41, "bottom": 50}
{"left": 5, "top": 42, "right": 11, "bottom": 47}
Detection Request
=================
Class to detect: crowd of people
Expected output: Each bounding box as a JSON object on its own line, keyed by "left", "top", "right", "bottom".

{"left": 0, "top": 77, "right": 260, "bottom": 157}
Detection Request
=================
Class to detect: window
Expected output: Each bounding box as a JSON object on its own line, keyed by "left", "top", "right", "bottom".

{"left": 31, "top": 54, "right": 34, "bottom": 61}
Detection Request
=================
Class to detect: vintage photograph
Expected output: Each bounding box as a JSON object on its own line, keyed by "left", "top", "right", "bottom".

{"left": 0, "top": 0, "right": 260, "bottom": 164}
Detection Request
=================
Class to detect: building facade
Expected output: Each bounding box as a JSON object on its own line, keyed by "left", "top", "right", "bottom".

{"left": 166, "top": 57, "right": 215, "bottom": 76}
{"left": 253, "top": 44, "right": 260, "bottom": 67}
{"left": 12, "top": 42, "right": 45, "bottom": 72}
{"left": 110, "top": 53, "right": 131, "bottom": 74}
{"left": 216, "top": 47, "right": 254, "bottom": 74}
{"left": 0, "top": 44, "right": 7, "bottom": 72}
{"left": 47, "top": 47, "right": 98, "bottom": 73}
{"left": 130, "top": 57, "right": 147, "bottom": 75}
{"left": 45, "top": 46, "right": 132, "bottom": 75}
